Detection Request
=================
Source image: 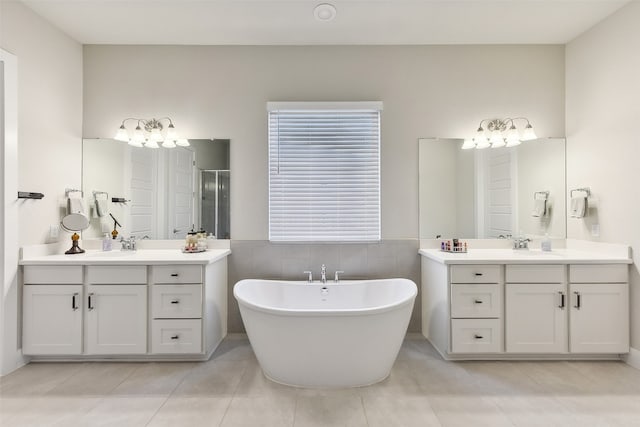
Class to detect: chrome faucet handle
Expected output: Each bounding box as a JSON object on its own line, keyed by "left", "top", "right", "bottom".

{"left": 320, "top": 264, "right": 327, "bottom": 283}
{"left": 303, "top": 271, "right": 313, "bottom": 283}
{"left": 334, "top": 271, "right": 344, "bottom": 283}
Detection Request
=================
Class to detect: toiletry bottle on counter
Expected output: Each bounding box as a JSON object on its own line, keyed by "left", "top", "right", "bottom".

{"left": 541, "top": 233, "right": 552, "bottom": 252}
{"left": 102, "top": 233, "right": 112, "bottom": 251}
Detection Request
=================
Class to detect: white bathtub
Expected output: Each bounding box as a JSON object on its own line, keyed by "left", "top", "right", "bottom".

{"left": 233, "top": 278, "right": 417, "bottom": 388}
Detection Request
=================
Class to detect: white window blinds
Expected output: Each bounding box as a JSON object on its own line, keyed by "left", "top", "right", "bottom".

{"left": 268, "top": 102, "right": 382, "bottom": 242}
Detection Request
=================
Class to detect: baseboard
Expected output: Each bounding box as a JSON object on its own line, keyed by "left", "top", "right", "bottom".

{"left": 624, "top": 347, "right": 640, "bottom": 370}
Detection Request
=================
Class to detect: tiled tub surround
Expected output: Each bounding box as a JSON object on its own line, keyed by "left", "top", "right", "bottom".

{"left": 19, "top": 242, "right": 231, "bottom": 361}
{"left": 420, "top": 239, "right": 632, "bottom": 360}
{"left": 227, "top": 240, "right": 421, "bottom": 333}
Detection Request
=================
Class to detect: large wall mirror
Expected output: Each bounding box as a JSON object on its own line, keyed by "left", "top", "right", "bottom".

{"left": 419, "top": 137, "right": 566, "bottom": 239}
{"left": 82, "top": 138, "right": 230, "bottom": 240}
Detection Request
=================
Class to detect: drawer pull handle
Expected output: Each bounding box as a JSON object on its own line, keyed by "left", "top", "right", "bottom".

{"left": 474, "top": 334, "right": 484, "bottom": 339}
{"left": 474, "top": 299, "right": 483, "bottom": 304}
{"left": 474, "top": 273, "right": 483, "bottom": 276}
{"left": 171, "top": 300, "right": 180, "bottom": 304}
{"left": 574, "top": 291, "right": 581, "bottom": 309}
{"left": 558, "top": 291, "right": 565, "bottom": 309}
{"left": 88, "top": 293, "right": 95, "bottom": 311}
{"left": 170, "top": 273, "right": 179, "bottom": 277}
{"left": 72, "top": 293, "right": 79, "bottom": 311}
{"left": 171, "top": 335, "right": 179, "bottom": 340}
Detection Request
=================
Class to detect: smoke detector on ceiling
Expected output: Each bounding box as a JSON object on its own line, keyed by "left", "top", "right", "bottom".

{"left": 314, "top": 3, "right": 337, "bottom": 22}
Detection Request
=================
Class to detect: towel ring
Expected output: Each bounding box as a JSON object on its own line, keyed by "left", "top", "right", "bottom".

{"left": 570, "top": 187, "right": 591, "bottom": 198}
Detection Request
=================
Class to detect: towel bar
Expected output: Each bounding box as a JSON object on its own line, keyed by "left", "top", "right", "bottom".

{"left": 570, "top": 187, "right": 591, "bottom": 198}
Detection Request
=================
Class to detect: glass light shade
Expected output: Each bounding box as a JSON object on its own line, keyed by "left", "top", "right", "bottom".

{"left": 144, "top": 140, "right": 160, "bottom": 149}
{"left": 133, "top": 126, "right": 146, "bottom": 143}
{"left": 176, "top": 138, "right": 190, "bottom": 147}
{"left": 165, "top": 124, "right": 178, "bottom": 140}
{"left": 506, "top": 125, "right": 520, "bottom": 144}
{"left": 521, "top": 124, "right": 537, "bottom": 141}
{"left": 461, "top": 139, "right": 476, "bottom": 150}
{"left": 489, "top": 130, "right": 504, "bottom": 144}
{"left": 475, "top": 126, "right": 487, "bottom": 143}
{"left": 475, "top": 139, "right": 491, "bottom": 149}
{"left": 149, "top": 127, "right": 163, "bottom": 142}
{"left": 114, "top": 126, "right": 129, "bottom": 142}
{"left": 128, "top": 139, "right": 144, "bottom": 148}
{"left": 162, "top": 139, "right": 176, "bottom": 148}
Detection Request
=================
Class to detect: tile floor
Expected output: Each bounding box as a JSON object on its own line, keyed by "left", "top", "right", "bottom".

{"left": 1, "top": 335, "right": 640, "bottom": 426}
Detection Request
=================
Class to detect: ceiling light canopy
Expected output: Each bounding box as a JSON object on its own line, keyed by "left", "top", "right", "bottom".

{"left": 463, "top": 117, "right": 537, "bottom": 150}
{"left": 314, "top": 3, "right": 337, "bottom": 22}
{"left": 114, "top": 117, "right": 189, "bottom": 148}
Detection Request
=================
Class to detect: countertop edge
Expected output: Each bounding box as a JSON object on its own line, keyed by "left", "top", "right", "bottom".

{"left": 418, "top": 249, "right": 633, "bottom": 265}
{"left": 19, "top": 249, "right": 232, "bottom": 266}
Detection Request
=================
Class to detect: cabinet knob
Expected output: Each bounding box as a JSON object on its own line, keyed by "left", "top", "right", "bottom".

{"left": 170, "top": 273, "right": 179, "bottom": 277}
{"left": 171, "top": 335, "right": 179, "bottom": 340}
{"left": 474, "top": 273, "right": 483, "bottom": 276}
{"left": 474, "top": 334, "right": 484, "bottom": 339}
{"left": 474, "top": 299, "right": 483, "bottom": 304}
{"left": 171, "top": 300, "right": 180, "bottom": 304}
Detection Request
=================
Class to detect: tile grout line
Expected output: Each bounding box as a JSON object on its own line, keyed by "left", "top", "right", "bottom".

{"left": 143, "top": 363, "right": 200, "bottom": 427}
{"left": 360, "top": 394, "right": 371, "bottom": 427}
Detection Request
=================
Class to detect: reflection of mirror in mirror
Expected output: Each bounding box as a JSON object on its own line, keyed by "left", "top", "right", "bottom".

{"left": 419, "top": 137, "right": 566, "bottom": 239}
{"left": 82, "top": 138, "right": 230, "bottom": 240}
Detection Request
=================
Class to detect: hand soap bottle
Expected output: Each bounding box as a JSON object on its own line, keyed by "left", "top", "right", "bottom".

{"left": 541, "top": 233, "right": 552, "bottom": 252}
{"left": 102, "top": 233, "right": 112, "bottom": 251}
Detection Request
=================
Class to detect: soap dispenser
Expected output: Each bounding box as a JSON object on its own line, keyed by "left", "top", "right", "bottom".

{"left": 102, "top": 233, "right": 112, "bottom": 251}
{"left": 541, "top": 233, "right": 552, "bottom": 252}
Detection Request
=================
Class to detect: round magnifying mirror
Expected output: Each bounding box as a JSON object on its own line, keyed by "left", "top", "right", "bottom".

{"left": 61, "top": 213, "right": 90, "bottom": 231}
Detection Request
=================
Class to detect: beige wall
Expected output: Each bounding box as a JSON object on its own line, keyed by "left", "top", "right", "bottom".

{"left": 83, "top": 45, "right": 566, "bottom": 240}
{"left": 566, "top": 1, "right": 640, "bottom": 350}
{"left": 0, "top": 1, "right": 83, "bottom": 374}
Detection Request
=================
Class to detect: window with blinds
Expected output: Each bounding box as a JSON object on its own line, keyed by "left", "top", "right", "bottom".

{"left": 268, "top": 102, "right": 382, "bottom": 242}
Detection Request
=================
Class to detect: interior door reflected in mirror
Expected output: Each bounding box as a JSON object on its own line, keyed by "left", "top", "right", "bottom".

{"left": 82, "top": 138, "right": 230, "bottom": 240}
{"left": 418, "top": 137, "right": 566, "bottom": 240}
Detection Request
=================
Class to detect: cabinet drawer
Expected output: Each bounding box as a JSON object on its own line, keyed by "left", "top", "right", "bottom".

{"left": 450, "top": 265, "right": 501, "bottom": 284}
{"left": 24, "top": 265, "right": 83, "bottom": 284}
{"left": 451, "top": 319, "right": 503, "bottom": 353}
{"left": 506, "top": 265, "right": 565, "bottom": 283}
{"left": 569, "top": 264, "right": 628, "bottom": 283}
{"left": 87, "top": 266, "right": 147, "bottom": 284}
{"left": 151, "top": 319, "right": 202, "bottom": 354}
{"left": 152, "top": 284, "right": 202, "bottom": 319}
{"left": 152, "top": 265, "right": 202, "bottom": 284}
{"left": 451, "top": 284, "right": 502, "bottom": 318}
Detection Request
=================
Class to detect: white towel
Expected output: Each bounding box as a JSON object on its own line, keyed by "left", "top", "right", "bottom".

{"left": 570, "top": 196, "right": 587, "bottom": 218}
{"left": 67, "top": 193, "right": 86, "bottom": 215}
{"left": 95, "top": 198, "right": 109, "bottom": 218}
{"left": 531, "top": 198, "right": 547, "bottom": 217}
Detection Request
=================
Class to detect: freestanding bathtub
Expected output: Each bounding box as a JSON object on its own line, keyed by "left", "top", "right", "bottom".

{"left": 233, "top": 278, "right": 417, "bottom": 388}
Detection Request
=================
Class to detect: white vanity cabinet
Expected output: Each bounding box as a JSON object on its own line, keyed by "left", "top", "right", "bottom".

{"left": 21, "top": 248, "right": 230, "bottom": 361}
{"left": 505, "top": 265, "right": 568, "bottom": 353}
{"left": 569, "top": 265, "right": 629, "bottom": 353}
{"left": 23, "top": 266, "right": 83, "bottom": 355}
{"left": 421, "top": 248, "right": 631, "bottom": 361}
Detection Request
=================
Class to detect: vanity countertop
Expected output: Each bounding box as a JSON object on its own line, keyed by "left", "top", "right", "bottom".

{"left": 419, "top": 248, "right": 632, "bottom": 265}
{"left": 20, "top": 248, "right": 232, "bottom": 266}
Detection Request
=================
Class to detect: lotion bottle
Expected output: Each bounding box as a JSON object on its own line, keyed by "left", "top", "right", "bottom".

{"left": 102, "top": 233, "right": 112, "bottom": 251}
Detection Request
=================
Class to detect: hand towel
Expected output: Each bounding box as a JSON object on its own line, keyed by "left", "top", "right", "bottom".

{"left": 95, "top": 198, "right": 109, "bottom": 218}
{"left": 67, "top": 192, "right": 86, "bottom": 215}
{"left": 570, "top": 196, "right": 587, "bottom": 218}
{"left": 531, "top": 198, "right": 547, "bottom": 217}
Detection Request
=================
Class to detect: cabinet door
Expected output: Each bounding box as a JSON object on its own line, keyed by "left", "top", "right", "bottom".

{"left": 505, "top": 283, "right": 568, "bottom": 353}
{"left": 23, "top": 285, "right": 83, "bottom": 355}
{"left": 86, "top": 285, "right": 147, "bottom": 354}
{"left": 570, "top": 283, "right": 629, "bottom": 353}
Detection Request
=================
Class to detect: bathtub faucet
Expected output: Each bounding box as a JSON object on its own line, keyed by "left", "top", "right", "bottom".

{"left": 320, "top": 264, "right": 327, "bottom": 283}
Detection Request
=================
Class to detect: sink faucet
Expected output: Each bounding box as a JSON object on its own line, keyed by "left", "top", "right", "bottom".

{"left": 120, "top": 236, "right": 137, "bottom": 251}
{"left": 320, "top": 264, "right": 327, "bottom": 284}
{"left": 513, "top": 236, "right": 531, "bottom": 250}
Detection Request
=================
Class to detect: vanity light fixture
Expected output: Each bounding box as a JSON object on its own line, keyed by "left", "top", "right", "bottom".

{"left": 463, "top": 117, "right": 537, "bottom": 150}
{"left": 114, "top": 117, "right": 189, "bottom": 148}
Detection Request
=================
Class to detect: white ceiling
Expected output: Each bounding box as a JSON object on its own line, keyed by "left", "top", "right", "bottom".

{"left": 17, "top": 0, "right": 629, "bottom": 45}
